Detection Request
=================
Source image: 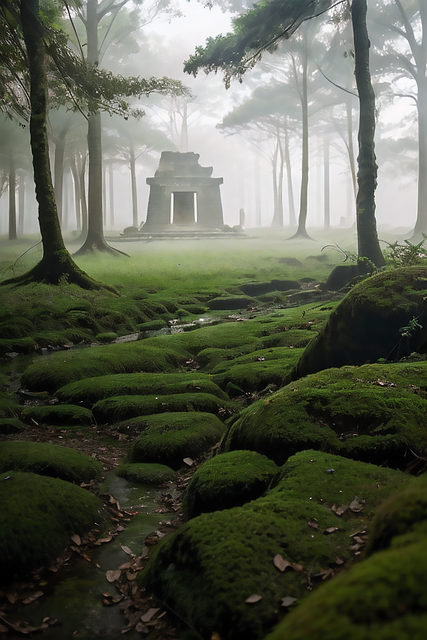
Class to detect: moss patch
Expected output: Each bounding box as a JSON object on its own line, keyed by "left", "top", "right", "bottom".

{"left": 294, "top": 266, "right": 427, "bottom": 378}
{"left": 0, "top": 441, "right": 103, "bottom": 483}
{"left": 226, "top": 362, "right": 427, "bottom": 468}
{"left": 0, "top": 470, "right": 106, "bottom": 576}
{"left": 115, "top": 463, "right": 177, "bottom": 485}
{"left": 21, "top": 404, "right": 93, "bottom": 426}
{"left": 128, "top": 412, "right": 226, "bottom": 469}
{"left": 20, "top": 343, "right": 188, "bottom": 392}
{"left": 264, "top": 540, "right": 427, "bottom": 640}
{"left": 139, "top": 450, "right": 407, "bottom": 640}
{"left": 183, "top": 450, "right": 279, "bottom": 518}
{"left": 0, "top": 417, "right": 25, "bottom": 434}
{"left": 56, "top": 372, "right": 229, "bottom": 407}
{"left": 92, "top": 392, "right": 232, "bottom": 424}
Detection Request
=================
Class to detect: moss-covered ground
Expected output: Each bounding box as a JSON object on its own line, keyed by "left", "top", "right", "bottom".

{"left": 2, "top": 231, "right": 427, "bottom": 637}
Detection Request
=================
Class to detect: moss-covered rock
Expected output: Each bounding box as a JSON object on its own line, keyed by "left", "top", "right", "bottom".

{"left": 183, "top": 450, "right": 279, "bottom": 518}
{"left": 0, "top": 417, "right": 25, "bottom": 434}
{"left": 92, "top": 392, "right": 232, "bottom": 424}
{"left": 139, "top": 451, "right": 407, "bottom": 640}
{"left": 20, "top": 342, "right": 189, "bottom": 392}
{"left": 115, "top": 462, "right": 177, "bottom": 485}
{"left": 95, "top": 331, "right": 118, "bottom": 343}
{"left": 21, "top": 404, "right": 94, "bottom": 426}
{"left": 0, "top": 470, "right": 106, "bottom": 576}
{"left": 364, "top": 474, "right": 427, "bottom": 557}
{"left": 294, "top": 267, "right": 427, "bottom": 378}
{"left": 128, "top": 412, "right": 226, "bottom": 469}
{"left": 264, "top": 539, "right": 427, "bottom": 640}
{"left": 226, "top": 362, "right": 427, "bottom": 468}
{"left": 56, "top": 372, "right": 229, "bottom": 407}
{"left": 0, "top": 441, "right": 103, "bottom": 483}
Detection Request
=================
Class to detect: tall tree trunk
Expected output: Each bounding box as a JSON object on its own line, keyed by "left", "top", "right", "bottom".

{"left": 2, "top": 0, "right": 107, "bottom": 289}
{"left": 53, "top": 127, "right": 67, "bottom": 227}
{"left": 130, "top": 144, "right": 138, "bottom": 227}
{"left": 109, "top": 161, "right": 115, "bottom": 227}
{"left": 8, "top": 155, "right": 17, "bottom": 240}
{"left": 271, "top": 140, "right": 279, "bottom": 226}
{"left": 289, "top": 35, "right": 311, "bottom": 239}
{"left": 351, "top": 0, "right": 385, "bottom": 267}
{"left": 323, "top": 135, "right": 330, "bottom": 230}
{"left": 412, "top": 77, "right": 427, "bottom": 239}
{"left": 18, "top": 173, "right": 25, "bottom": 236}
{"left": 74, "top": 0, "right": 125, "bottom": 256}
{"left": 284, "top": 122, "right": 296, "bottom": 226}
{"left": 254, "top": 154, "right": 261, "bottom": 226}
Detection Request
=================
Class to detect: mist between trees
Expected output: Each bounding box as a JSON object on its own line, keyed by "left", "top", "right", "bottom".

{"left": 0, "top": 0, "right": 425, "bottom": 282}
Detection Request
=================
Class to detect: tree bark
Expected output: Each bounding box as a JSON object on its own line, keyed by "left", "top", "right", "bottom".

{"left": 2, "top": 0, "right": 109, "bottom": 290}
{"left": 8, "top": 154, "right": 17, "bottom": 240}
{"left": 130, "top": 144, "right": 138, "bottom": 227}
{"left": 351, "top": 0, "right": 385, "bottom": 267}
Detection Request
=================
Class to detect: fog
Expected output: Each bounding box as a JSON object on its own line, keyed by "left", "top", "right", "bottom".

{"left": 0, "top": 0, "right": 420, "bottom": 238}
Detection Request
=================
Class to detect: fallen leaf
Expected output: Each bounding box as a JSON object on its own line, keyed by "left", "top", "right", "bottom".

{"left": 6, "top": 592, "right": 18, "bottom": 604}
{"left": 22, "top": 591, "right": 44, "bottom": 604}
{"left": 324, "top": 527, "right": 339, "bottom": 534}
{"left": 281, "top": 596, "right": 297, "bottom": 608}
{"left": 121, "top": 545, "right": 135, "bottom": 557}
{"left": 71, "top": 534, "right": 81, "bottom": 546}
{"left": 106, "top": 569, "right": 122, "bottom": 583}
{"left": 140, "top": 608, "right": 160, "bottom": 623}
{"left": 126, "top": 572, "right": 137, "bottom": 581}
{"left": 245, "top": 594, "right": 262, "bottom": 604}
{"left": 335, "top": 557, "right": 344, "bottom": 565}
{"left": 349, "top": 499, "right": 364, "bottom": 513}
{"left": 353, "top": 536, "right": 365, "bottom": 545}
{"left": 331, "top": 504, "right": 348, "bottom": 516}
{"left": 273, "top": 554, "right": 291, "bottom": 572}
{"left": 307, "top": 520, "right": 319, "bottom": 529}
{"left": 183, "top": 457, "right": 194, "bottom": 466}
{"left": 291, "top": 563, "right": 304, "bottom": 572}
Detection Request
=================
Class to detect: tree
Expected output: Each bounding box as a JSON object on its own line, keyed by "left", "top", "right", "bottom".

{"left": 184, "top": 0, "right": 385, "bottom": 267}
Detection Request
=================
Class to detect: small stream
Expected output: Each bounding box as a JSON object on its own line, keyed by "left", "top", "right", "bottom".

{"left": 6, "top": 476, "right": 171, "bottom": 639}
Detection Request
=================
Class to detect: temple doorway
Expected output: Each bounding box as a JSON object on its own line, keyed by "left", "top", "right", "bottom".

{"left": 171, "top": 192, "right": 197, "bottom": 225}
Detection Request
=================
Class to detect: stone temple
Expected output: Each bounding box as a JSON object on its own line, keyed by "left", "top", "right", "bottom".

{"left": 143, "top": 152, "right": 224, "bottom": 233}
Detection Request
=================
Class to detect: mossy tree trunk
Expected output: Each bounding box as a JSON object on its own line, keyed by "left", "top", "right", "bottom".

{"left": 2, "top": 0, "right": 110, "bottom": 290}
{"left": 351, "top": 0, "right": 385, "bottom": 268}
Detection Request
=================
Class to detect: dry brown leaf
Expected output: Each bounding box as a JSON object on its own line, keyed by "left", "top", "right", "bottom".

{"left": 140, "top": 608, "right": 160, "bottom": 623}
{"left": 135, "top": 622, "right": 149, "bottom": 633}
{"left": 71, "top": 534, "right": 81, "bottom": 546}
{"left": 307, "top": 520, "right": 319, "bottom": 529}
{"left": 349, "top": 499, "right": 364, "bottom": 513}
{"left": 126, "top": 572, "right": 137, "bottom": 581}
{"left": 290, "top": 563, "right": 304, "bottom": 572}
{"left": 183, "top": 457, "right": 194, "bottom": 466}
{"left": 22, "top": 591, "right": 43, "bottom": 605}
{"left": 281, "top": 596, "right": 297, "bottom": 608}
{"left": 273, "top": 554, "right": 291, "bottom": 572}
{"left": 121, "top": 545, "right": 135, "bottom": 557}
{"left": 106, "top": 569, "right": 122, "bottom": 583}
{"left": 324, "top": 527, "right": 339, "bottom": 534}
{"left": 245, "top": 594, "right": 262, "bottom": 604}
{"left": 331, "top": 504, "right": 348, "bottom": 516}
{"left": 335, "top": 557, "right": 344, "bottom": 565}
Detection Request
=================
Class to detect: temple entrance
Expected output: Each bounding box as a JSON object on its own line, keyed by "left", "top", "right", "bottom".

{"left": 171, "top": 192, "right": 197, "bottom": 225}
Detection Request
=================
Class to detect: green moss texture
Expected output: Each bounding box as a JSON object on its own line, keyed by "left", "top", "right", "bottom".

{"left": 0, "top": 471, "right": 105, "bottom": 576}
{"left": 21, "top": 404, "right": 93, "bottom": 426}
{"left": 115, "top": 462, "right": 177, "bottom": 485}
{"left": 183, "top": 450, "right": 279, "bottom": 518}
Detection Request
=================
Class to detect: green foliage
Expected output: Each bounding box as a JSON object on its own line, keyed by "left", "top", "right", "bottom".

{"left": 0, "top": 470, "right": 105, "bottom": 576}
{"left": 384, "top": 238, "right": 427, "bottom": 268}
{"left": 0, "top": 441, "right": 103, "bottom": 483}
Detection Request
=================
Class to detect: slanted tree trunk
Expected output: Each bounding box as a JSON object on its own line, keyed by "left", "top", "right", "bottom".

{"left": 2, "top": 0, "right": 110, "bottom": 290}
{"left": 351, "top": 0, "right": 385, "bottom": 267}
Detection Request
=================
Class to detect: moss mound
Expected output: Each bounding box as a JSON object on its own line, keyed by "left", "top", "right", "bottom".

{"left": 92, "top": 392, "right": 231, "bottom": 424}
{"left": 56, "top": 372, "right": 229, "bottom": 407}
{"left": 21, "top": 404, "right": 93, "bottom": 426}
{"left": 226, "top": 362, "right": 427, "bottom": 467}
{"left": 0, "top": 441, "right": 103, "bottom": 483}
{"left": 20, "top": 342, "right": 188, "bottom": 392}
{"left": 0, "top": 417, "right": 25, "bottom": 434}
{"left": 115, "top": 463, "right": 176, "bottom": 485}
{"left": 264, "top": 540, "right": 427, "bottom": 640}
{"left": 183, "top": 450, "right": 279, "bottom": 518}
{"left": 0, "top": 470, "right": 105, "bottom": 576}
{"left": 128, "top": 412, "right": 226, "bottom": 469}
{"left": 364, "top": 474, "right": 427, "bottom": 557}
{"left": 294, "top": 266, "right": 427, "bottom": 378}
{"left": 139, "top": 450, "right": 407, "bottom": 640}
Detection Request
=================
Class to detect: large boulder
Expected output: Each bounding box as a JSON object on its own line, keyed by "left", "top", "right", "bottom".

{"left": 294, "top": 267, "right": 427, "bottom": 379}
{"left": 225, "top": 362, "right": 427, "bottom": 468}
